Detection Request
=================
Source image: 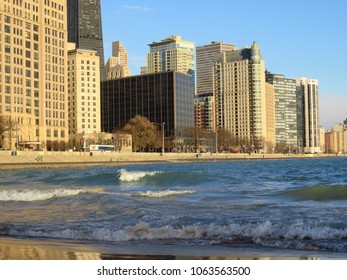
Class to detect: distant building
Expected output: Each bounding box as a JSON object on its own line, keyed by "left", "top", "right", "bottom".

{"left": 266, "top": 71, "right": 301, "bottom": 152}
{"left": 0, "top": 0, "right": 68, "bottom": 151}
{"left": 195, "top": 42, "right": 236, "bottom": 130}
{"left": 105, "top": 41, "right": 131, "bottom": 79}
{"left": 295, "top": 78, "right": 320, "bottom": 153}
{"left": 67, "top": 0, "right": 105, "bottom": 80}
{"left": 319, "top": 126, "right": 326, "bottom": 153}
{"left": 67, "top": 44, "right": 101, "bottom": 150}
{"left": 145, "top": 35, "right": 195, "bottom": 77}
{"left": 194, "top": 93, "right": 214, "bottom": 130}
{"left": 212, "top": 42, "right": 275, "bottom": 153}
{"left": 325, "top": 123, "right": 346, "bottom": 154}
{"left": 196, "top": 41, "right": 236, "bottom": 96}
{"left": 101, "top": 71, "right": 195, "bottom": 142}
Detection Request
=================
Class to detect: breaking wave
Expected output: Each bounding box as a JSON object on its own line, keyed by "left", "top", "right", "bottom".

{"left": 117, "top": 169, "right": 162, "bottom": 182}
{"left": 3, "top": 221, "right": 347, "bottom": 251}
{"left": 0, "top": 188, "right": 90, "bottom": 202}
{"left": 126, "top": 189, "right": 195, "bottom": 198}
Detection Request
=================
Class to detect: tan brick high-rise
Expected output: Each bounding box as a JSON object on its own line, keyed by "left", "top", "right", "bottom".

{"left": 213, "top": 42, "right": 275, "bottom": 153}
{"left": 0, "top": 0, "right": 68, "bottom": 151}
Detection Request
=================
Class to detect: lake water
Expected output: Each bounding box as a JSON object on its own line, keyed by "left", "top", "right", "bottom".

{"left": 1, "top": 157, "right": 347, "bottom": 259}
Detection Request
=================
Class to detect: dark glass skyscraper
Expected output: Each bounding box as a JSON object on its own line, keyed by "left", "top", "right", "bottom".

{"left": 100, "top": 71, "right": 195, "bottom": 139}
{"left": 67, "top": 0, "right": 105, "bottom": 80}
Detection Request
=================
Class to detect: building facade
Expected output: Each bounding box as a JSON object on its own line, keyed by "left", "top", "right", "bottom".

{"left": 266, "top": 71, "right": 301, "bottom": 152}
{"left": 145, "top": 35, "right": 195, "bottom": 77}
{"left": 325, "top": 123, "right": 346, "bottom": 154}
{"left": 67, "top": 44, "right": 101, "bottom": 150}
{"left": 212, "top": 42, "right": 275, "bottom": 152}
{"left": 105, "top": 41, "right": 130, "bottom": 79}
{"left": 101, "top": 71, "right": 195, "bottom": 140}
{"left": 295, "top": 78, "right": 320, "bottom": 153}
{"left": 195, "top": 41, "right": 236, "bottom": 130}
{"left": 196, "top": 41, "right": 236, "bottom": 96}
{"left": 0, "top": 0, "right": 68, "bottom": 151}
{"left": 67, "top": 0, "right": 105, "bottom": 80}
{"left": 194, "top": 93, "right": 214, "bottom": 130}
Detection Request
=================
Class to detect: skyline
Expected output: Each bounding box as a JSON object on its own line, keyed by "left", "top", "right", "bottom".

{"left": 100, "top": 0, "right": 347, "bottom": 130}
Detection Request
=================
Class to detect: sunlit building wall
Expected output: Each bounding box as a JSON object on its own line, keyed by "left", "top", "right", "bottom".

{"left": 105, "top": 41, "right": 131, "bottom": 79}
{"left": 0, "top": 0, "right": 68, "bottom": 151}
{"left": 67, "top": 44, "right": 101, "bottom": 149}
{"left": 146, "top": 35, "right": 195, "bottom": 77}
{"left": 213, "top": 42, "right": 275, "bottom": 152}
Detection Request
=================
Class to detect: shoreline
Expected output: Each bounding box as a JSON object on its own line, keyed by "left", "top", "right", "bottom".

{"left": 1, "top": 236, "right": 345, "bottom": 260}
{"left": 0, "top": 151, "right": 344, "bottom": 170}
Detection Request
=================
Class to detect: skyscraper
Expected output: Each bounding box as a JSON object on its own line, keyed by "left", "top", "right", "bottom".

{"left": 196, "top": 41, "right": 236, "bottom": 96}
{"left": 266, "top": 71, "right": 300, "bottom": 152}
{"left": 213, "top": 42, "right": 275, "bottom": 152}
{"left": 195, "top": 42, "right": 236, "bottom": 130}
{"left": 105, "top": 41, "right": 131, "bottom": 79}
{"left": 67, "top": 43, "right": 101, "bottom": 150}
{"left": 295, "top": 78, "right": 320, "bottom": 153}
{"left": 67, "top": 0, "right": 105, "bottom": 80}
{"left": 145, "top": 35, "right": 195, "bottom": 77}
{"left": 0, "top": 0, "right": 68, "bottom": 151}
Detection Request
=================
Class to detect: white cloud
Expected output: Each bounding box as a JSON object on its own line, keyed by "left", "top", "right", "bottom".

{"left": 122, "top": 5, "right": 152, "bottom": 12}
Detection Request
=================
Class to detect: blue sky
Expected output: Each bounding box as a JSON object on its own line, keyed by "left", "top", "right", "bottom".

{"left": 101, "top": 0, "right": 347, "bottom": 129}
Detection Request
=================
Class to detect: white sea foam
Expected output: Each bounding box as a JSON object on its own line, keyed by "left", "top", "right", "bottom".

{"left": 117, "top": 169, "right": 161, "bottom": 182}
{"left": 127, "top": 189, "right": 195, "bottom": 198}
{"left": 0, "top": 188, "right": 87, "bottom": 202}
{"left": 5, "top": 221, "right": 347, "bottom": 251}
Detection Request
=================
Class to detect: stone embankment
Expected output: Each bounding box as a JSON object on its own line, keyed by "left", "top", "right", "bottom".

{"left": 0, "top": 150, "right": 341, "bottom": 170}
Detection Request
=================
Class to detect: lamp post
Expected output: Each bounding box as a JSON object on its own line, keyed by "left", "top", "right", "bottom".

{"left": 215, "top": 129, "right": 218, "bottom": 153}
{"left": 162, "top": 122, "right": 165, "bottom": 155}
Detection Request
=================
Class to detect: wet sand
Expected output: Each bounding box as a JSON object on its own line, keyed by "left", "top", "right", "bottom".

{"left": 2, "top": 236, "right": 345, "bottom": 260}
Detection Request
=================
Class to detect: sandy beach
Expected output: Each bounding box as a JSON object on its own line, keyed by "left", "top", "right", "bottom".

{"left": 2, "top": 236, "right": 346, "bottom": 260}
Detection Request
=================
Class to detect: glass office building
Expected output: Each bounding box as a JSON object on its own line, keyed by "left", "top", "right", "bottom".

{"left": 101, "top": 71, "right": 194, "bottom": 139}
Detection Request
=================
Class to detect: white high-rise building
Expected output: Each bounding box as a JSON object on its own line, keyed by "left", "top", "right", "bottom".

{"left": 295, "top": 78, "right": 320, "bottom": 153}
{"left": 145, "top": 35, "right": 195, "bottom": 77}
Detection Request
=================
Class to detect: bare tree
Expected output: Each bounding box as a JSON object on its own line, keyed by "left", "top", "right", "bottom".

{"left": 0, "top": 114, "right": 16, "bottom": 148}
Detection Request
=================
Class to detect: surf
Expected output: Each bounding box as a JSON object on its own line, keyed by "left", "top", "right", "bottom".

{"left": 0, "top": 188, "right": 90, "bottom": 202}
{"left": 117, "top": 169, "right": 162, "bottom": 182}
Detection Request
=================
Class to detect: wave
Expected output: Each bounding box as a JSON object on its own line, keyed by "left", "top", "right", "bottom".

{"left": 117, "top": 169, "right": 162, "bottom": 182}
{"left": 0, "top": 188, "right": 90, "bottom": 202}
{"left": 280, "top": 185, "right": 347, "bottom": 201}
{"left": 125, "top": 189, "right": 195, "bottom": 198}
{"left": 3, "top": 220, "right": 347, "bottom": 251}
